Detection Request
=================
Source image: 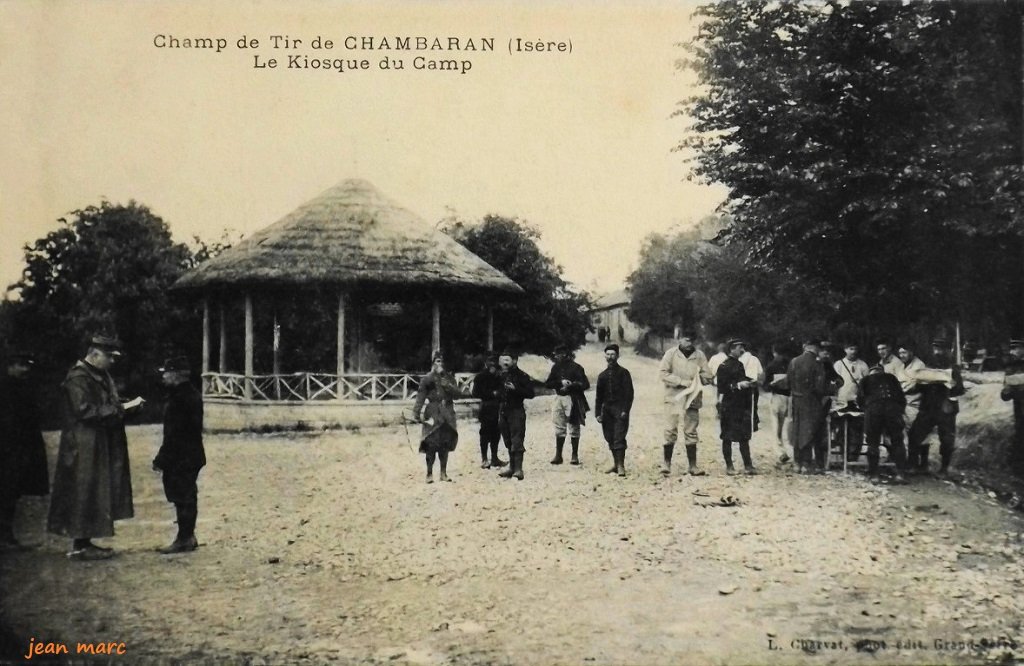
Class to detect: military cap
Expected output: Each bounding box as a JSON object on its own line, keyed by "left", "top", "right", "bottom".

{"left": 727, "top": 338, "right": 747, "bottom": 349}
{"left": 604, "top": 343, "right": 620, "bottom": 353}
{"left": 88, "top": 334, "right": 123, "bottom": 355}
{"left": 499, "top": 348, "right": 519, "bottom": 358}
{"left": 931, "top": 338, "right": 949, "bottom": 348}
{"left": 158, "top": 356, "right": 191, "bottom": 373}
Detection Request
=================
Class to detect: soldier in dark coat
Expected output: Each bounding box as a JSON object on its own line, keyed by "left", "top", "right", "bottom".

{"left": 412, "top": 351, "right": 460, "bottom": 483}
{"left": 858, "top": 365, "right": 908, "bottom": 483}
{"left": 907, "top": 338, "right": 965, "bottom": 477}
{"left": 787, "top": 339, "right": 830, "bottom": 474}
{"left": 716, "top": 339, "right": 758, "bottom": 475}
{"left": 153, "top": 356, "right": 205, "bottom": 553}
{"left": 496, "top": 349, "right": 535, "bottom": 480}
{"left": 0, "top": 351, "right": 49, "bottom": 548}
{"left": 471, "top": 354, "right": 506, "bottom": 469}
{"left": 47, "top": 335, "right": 144, "bottom": 560}
{"left": 544, "top": 344, "right": 590, "bottom": 465}
{"left": 1001, "top": 339, "right": 1024, "bottom": 474}
{"left": 595, "top": 344, "right": 634, "bottom": 477}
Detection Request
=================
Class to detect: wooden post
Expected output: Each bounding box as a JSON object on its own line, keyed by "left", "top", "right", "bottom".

{"left": 432, "top": 298, "right": 441, "bottom": 354}
{"left": 486, "top": 305, "right": 494, "bottom": 351}
{"left": 244, "top": 292, "right": 254, "bottom": 400}
{"left": 336, "top": 291, "right": 346, "bottom": 399}
{"left": 201, "top": 298, "right": 210, "bottom": 374}
{"left": 272, "top": 309, "right": 281, "bottom": 376}
{"left": 218, "top": 300, "right": 227, "bottom": 373}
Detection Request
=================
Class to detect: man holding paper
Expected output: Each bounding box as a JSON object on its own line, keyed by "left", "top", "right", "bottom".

{"left": 658, "top": 332, "right": 714, "bottom": 476}
{"left": 906, "top": 338, "right": 965, "bottom": 477}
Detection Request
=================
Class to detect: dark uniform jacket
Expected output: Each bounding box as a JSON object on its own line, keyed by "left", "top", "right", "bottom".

{"left": 498, "top": 366, "right": 535, "bottom": 411}
{"left": 717, "top": 356, "right": 754, "bottom": 441}
{"left": 596, "top": 364, "right": 633, "bottom": 416}
{"left": 544, "top": 359, "right": 591, "bottom": 424}
{"left": 858, "top": 372, "right": 907, "bottom": 412}
{"left": 154, "top": 381, "right": 205, "bottom": 473}
{"left": 471, "top": 370, "right": 503, "bottom": 422}
{"left": 0, "top": 374, "right": 49, "bottom": 496}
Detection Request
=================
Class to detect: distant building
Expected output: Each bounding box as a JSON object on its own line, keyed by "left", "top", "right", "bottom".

{"left": 587, "top": 289, "right": 645, "bottom": 345}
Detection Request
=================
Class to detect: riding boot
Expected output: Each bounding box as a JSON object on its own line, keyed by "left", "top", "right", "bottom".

{"left": 551, "top": 436, "right": 565, "bottom": 464}
{"left": 570, "top": 437, "right": 581, "bottom": 465}
{"left": 615, "top": 449, "right": 626, "bottom": 477}
{"left": 480, "top": 438, "right": 489, "bottom": 466}
{"left": 661, "top": 444, "right": 674, "bottom": 476}
{"left": 722, "top": 440, "right": 735, "bottom": 475}
{"left": 867, "top": 454, "right": 880, "bottom": 481}
{"left": 490, "top": 441, "right": 507, "bottom": 467}
{"left": 939, "top": 450, "right": 953, "bottom": 476}
{"left": 917, "top": 445, "right": 931, "bottom": 472}
{"left": 685, "top": 444, "right": 705, "bottom": 476}
{"left": 499, "top": 452, "right": 515, "bottom": 478}
{"left": 514, "top": 452, "right": 525, "bottom": 480}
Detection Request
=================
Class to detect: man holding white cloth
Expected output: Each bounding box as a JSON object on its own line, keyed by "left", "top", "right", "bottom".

{"left": 659, "top": 332, "right": 714, "bottom": 476}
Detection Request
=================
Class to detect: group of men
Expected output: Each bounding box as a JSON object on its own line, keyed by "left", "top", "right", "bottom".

{"left": 1, "top": 335, "right": 205, "bottom": 560}
{"left": 467, "top": 334, "right": 1024, "bottom": 485}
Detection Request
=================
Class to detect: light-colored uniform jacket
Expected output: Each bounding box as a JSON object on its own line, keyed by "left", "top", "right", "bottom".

{"left": 660, "top": 347, "right": 713, "bottom": 410}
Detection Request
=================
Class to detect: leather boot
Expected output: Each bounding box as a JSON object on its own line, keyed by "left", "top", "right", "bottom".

{"left": 514, "top": 452, "right": 525, "bottom": 480}
{"left": 551, "top": 436, "right": 565, "bottom": 464}
{"left": 499, "top": 454, "right": 516, "bottom": 478}
{"left": 661, "top": 444, "right": 674, "bottom": 476}
{"left": 917, "top": 445, "right": 930, "bottom": 473}
{"left": 685, "top": 444, "right": 706, "bottom": 476}
{"left": 615, "top": 449, "right": 626, "bottom": 477}
{"left": 570, "top": 437, "right": 581, "bottom": 465}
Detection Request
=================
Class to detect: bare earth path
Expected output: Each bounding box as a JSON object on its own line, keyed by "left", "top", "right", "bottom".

{"left": 3, "top": 345, "right": 1024, "bottom": 665}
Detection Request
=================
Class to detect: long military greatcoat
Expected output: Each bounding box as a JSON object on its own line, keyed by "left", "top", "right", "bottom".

{"left": 47, "top": 360, "right": 134, "bottom": 538}
{"left": 0, "top": 374, "right": 49, "bottom": 497}
{"left": 787, "top": 351, "right": 829, "bottom": 453}
{"left": 412, "top": 370, "right": 460, "bottom": 453}
{"left": 717, "top": 356, "right": 754, "bottom": 442}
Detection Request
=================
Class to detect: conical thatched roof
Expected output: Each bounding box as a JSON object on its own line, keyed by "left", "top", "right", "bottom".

{"left": 174, "top": 179, "right": 522, "bottom": 293}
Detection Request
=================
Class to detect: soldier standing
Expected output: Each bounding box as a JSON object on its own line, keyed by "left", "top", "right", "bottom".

{"left": 496, "top": 349, "right": 535, "bottom": 480}
{"left": 787, "top": 339, "right": 830, "bottom": 474}
{"left": 153, "top": 356, "right": 205, "bottom": 553}
{"left": 0, "top": 351, "right": 49, "bottom": 549}
{"left": 596, "top": 344, "right": 634, "bottom": 477}
{"left": 658, "top": 332, "right": 713, "bottom": 476}
{"left": 471, "top": 354, "right": 506, "bottom": 469}
{"left": 544, "top": 345, "right": 590, "bottom": 466}
{"left": 907, "top": 338, "right": 965, "bottom": 478}
{"left": 858, "top": 365, "right": 908, "bottom": 483}
{"left": 1001, "top": 339, "right": 1024, "bottom": 474}
{"left": 716, "top": 339, "right": 758, "bottom": 475}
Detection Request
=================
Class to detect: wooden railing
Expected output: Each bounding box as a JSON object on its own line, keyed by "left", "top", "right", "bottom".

{"left": 202, "top": 372, "right": 476, "bottom": 402}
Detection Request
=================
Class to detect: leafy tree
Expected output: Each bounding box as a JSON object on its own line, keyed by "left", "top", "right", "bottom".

{"left": 683, "top": 0, "right": 1024, "bottom": 339}
{"left": 441, "top": 215, "right": 594, "bottom": 357}
{"left": 3, "top": 201, "right": 197, "bottom": 392}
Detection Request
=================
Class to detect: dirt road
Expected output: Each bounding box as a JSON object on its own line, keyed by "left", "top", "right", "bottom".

{"left": 3, "top": 345, "right": 1024, "bottom": 665}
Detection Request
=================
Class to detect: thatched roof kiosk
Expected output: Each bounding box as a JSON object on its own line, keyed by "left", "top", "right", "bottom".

{"left": 172, "top": 179, "right": 522, "bottom": 430}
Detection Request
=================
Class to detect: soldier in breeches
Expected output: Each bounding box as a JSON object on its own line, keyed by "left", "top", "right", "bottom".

{"left": 596, "top": 344, "right": 634, "bottom": 477}
{"left": 496, "top": 349, "right": 535, "bottom": 480}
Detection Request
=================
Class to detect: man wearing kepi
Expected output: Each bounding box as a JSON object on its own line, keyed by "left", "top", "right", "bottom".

{"left": 787, "top": 338, "right": 830, "bottom": 474}
{"left": 659, "top": 331, "right": 713, "bottom": 476}
{"left": 471, "top": 353, "right": 506, "bottom": 469}
{"left": 858, "top": 365, "right": 908, "bottom": 483}
{"left": 496, "top": 349, "right": 535, "bottom": 480}
{"left": 716, "top": 339, "right": 758, "bottom": 475}
{"left": 544, "top": 344, "right": 590, "bottom": 466}
{"left": 596, "top": 343, "right": 634, "bottom": 477}
{"left": 0, "top": 350, "right": 49, "bottom": 549}
{"left": 906, "top": 338, "right": 965, "bottom": 477}
{"left": 48, "top": 334, "right": 144, "bottom": 560}
{"left": 153, "top": 356, "right": 205, "bottom": 553}
{"left": 1002, "top": 339, "right": 1024, "bottom": 474}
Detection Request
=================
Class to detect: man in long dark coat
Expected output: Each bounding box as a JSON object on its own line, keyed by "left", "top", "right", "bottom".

{"left": 154, "top": 356, "right": 205, "bottom": 553}
{"left": 596, "top": 344, "right": 633, "bottom": 477}
{"left": 1002, "top": 339, "right": 1024, "bottom": 474}
{"left": 907, "top": 338, "right": 965, "bottom": 477}
{"left": 716, "top": 339, "right": 757, "bottom": 475}
{"left": 0, "top": 351, "right": 49, "bottom": 548}
{"left": 787, "top": 339, "right": 830, "bottom": 474}
{"left": 496, "top": 349, "right": 535, "bottom": 480}
{"left": 47, "top": 335, "right": 142, "bottom": 560}
{"left": 471, "top": 354, "right": 506, "bottom": 469}
{"left": 544, "top": 344, "right": 590, "bottom": 465}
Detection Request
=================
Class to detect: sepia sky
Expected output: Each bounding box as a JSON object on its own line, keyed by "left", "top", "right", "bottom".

{"left": 0, "top": 0, "right": 726, "bottom": 298}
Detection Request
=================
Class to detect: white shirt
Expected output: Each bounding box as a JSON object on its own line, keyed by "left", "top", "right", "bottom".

{"left": 708, "top": 351, "right": 728, "bottom": 381}
{"left": 833, "top": 358, "right": 869, "bottom": 409}
{"left": 739, "top": 351, "right": 765, "bottom": 384}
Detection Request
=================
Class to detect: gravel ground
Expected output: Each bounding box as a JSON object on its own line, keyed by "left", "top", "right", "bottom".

{"left": 3, "top": 344, "right": 1024, "bottom": 665}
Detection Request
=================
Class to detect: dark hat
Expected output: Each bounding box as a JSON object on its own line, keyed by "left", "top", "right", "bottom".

{"left": 1010, "top": 339, "right": 1024, "bottom": 349}
{"left": 604, "top": 343, "right": 620, "bottom": 353}
{"left": 158, "top": 356, "right": 191, "bottom": 373}
{"left": 931, "top": 338, "right": 949, "bottom": 348}
{"left": 727, "top": 338, "right": 747, "bottom": 349}
{"left": 89, "top": 334, "right": 122, "bottom": 354}
{"left": 802, "top": 337, "right": 821, "bottom": 347}
{"left": 897, "top": 341, "right": 916, "bottom": 352}
{"left": 499, "top": 348, "right": 519, "bottom": 358}
{"left": 868, "top": 364, "right": 884, "bottom": 374}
